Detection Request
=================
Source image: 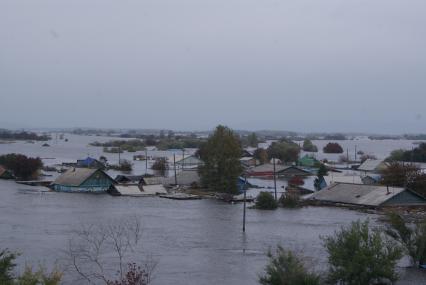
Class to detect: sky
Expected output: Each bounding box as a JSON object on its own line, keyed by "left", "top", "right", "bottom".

{"left": 0, "top": 0, "right": 425, "bottom": 134}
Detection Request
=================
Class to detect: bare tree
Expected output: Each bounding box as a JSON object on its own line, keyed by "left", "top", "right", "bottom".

{"left": 63, "top": 216, "right": 156, "bottom": 285}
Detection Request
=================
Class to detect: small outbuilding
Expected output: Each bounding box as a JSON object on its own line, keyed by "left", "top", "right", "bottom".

{"left": 52, "top": 168, "right": 114, "bottom": 193}
{"left": 248, "top": 164, "right": 312, "bottom": 177}
{"left": 358, "top": 159, "right": 388, "bottom": 173}
{"left": 0, "top": 166, "right": 14, "bottom": 180}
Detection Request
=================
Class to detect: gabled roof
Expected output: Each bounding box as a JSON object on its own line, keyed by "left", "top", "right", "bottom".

{"left": 308, "top": 183, "right": 405, "bottom": 206}
{"left": 53, "top": 168, "right": 111, "bottom": 186}
{"left": 115, "top": 175, "right": 144, "bottom": 183}
{"left": 358, "top": 159, "right": 387, "bottom": 172}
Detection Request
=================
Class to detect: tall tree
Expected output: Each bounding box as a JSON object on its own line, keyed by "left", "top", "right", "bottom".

{"left": 267, "top": 140, "right": 300, "bottom": 163}
{"left": 247, "top": 132, "right": 259, "bottom": 147}
{"left": 198, "top": 125, "right": 243, "bottom": 194}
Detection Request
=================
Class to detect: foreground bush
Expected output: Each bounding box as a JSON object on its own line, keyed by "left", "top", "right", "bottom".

{"left": 255, "top": 192, "right": 278, "bottom": 210}
{"left": 323, "top": 220, "right": 402, "bottom": 285}
{"left": 385, "top": 212, "right": 426, "bottom": 267}
{"left": 279, "top": 194, "right": 300, "bottom": 208}
{"left": 259, "top": 246, "right": 321, "bottom": 285}
{"left": 0, "top": 249, "right": 61, "bottom": 285}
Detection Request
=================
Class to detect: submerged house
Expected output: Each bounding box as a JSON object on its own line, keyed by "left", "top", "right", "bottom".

{"left": 358, "top": 159, "right": 388, "bottom": 174}
{"left": 52, "top": 168, "right": 115, "bottom": 193}
{"left": 306, "top": 182, "right": 426, "bottom": 208}
{"left": 76, "top": 157, "right": 105, "bottom": 169}
{"left": 248, "top": 164, "right": 312, "bottom": 177}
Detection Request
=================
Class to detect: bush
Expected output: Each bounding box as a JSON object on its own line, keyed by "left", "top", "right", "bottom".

{"left": 302, "top": 139, "right": 318, "bottom": 152}
{"left": 259, "top": 246, "right": 321, "bottom": 285}
{"left": 279, "top": 194, "right": 300, "bottom": 208}
{"left": 107, "top": 263, "right": 149, "bottom": 285}
{"left": 323, "top": 143, "right": 343, "bottom": 154}
{"left": 0, "top": 154, "right": 43, "bottom": 180}
{"left": 109, "top": 160, "right": 133, "bottom": 172}
{"left": 255, "top": 192, "right": 278, "bottom": 210}
{"left": 323, "top": 220, "right": 402, "bottom": 285}
{"left": 151, "top": 158, "right": 168, "bottom": 176}
{"left": 385, "top": 212, "right": 426, "bottom": 267}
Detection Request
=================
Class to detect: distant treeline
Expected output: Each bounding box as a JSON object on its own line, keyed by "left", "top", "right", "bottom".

{"left": 0, "top": 130, "right": 50, "bottom": 141}
{"left": 90, "top": 136, "right": 205, "bottom": 152}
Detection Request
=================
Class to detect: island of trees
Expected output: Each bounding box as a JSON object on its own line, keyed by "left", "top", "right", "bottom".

{"left": 0, "top": 130, "right": 50, "bottom": 141}
{"left": 323, "top": 142, "right": 344, "bottom": 154}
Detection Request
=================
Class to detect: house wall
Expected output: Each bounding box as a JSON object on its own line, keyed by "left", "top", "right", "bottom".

{"left": 382, "top": 191, "right": 426, "bottom": 206}
{"left": 53, "top": 171, "right": 113, "bottom": 193}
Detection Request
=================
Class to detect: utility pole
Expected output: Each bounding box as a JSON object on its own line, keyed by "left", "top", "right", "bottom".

{"left": 145, "top": 149, "right": 148, "bottom": 174}
{"left": 243, "top": 175, "right": 247, "bottom": 233}
{"left": 273, "top": 157, "right": 277, "bottom": 201}
{"left": 173, "top": 153, "right": 177, "bottom": 185}
{"left": 182, "top": 149, "right": 185, "bottom": 170}
{"left": 355, "top": 145, "right": 357, "bottom": 162}
{"left": 118, "top": 146, "right": 121, "bottom": 166}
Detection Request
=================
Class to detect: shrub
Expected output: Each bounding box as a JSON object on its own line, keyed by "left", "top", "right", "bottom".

{"left": 152, "top": 158, "right": 168, "bottom": 176}
{"left": 107, "top": 263, "right": 149, "bottom": 285}
{"left": 255, "top": 192, "right": 278, "bottom": 210}
{"left": 323, "top": 220, "right": 402, "bottom": 285}
{"left": 0, "top": 154, "right": 43, "bottom": 180}
{"left": 302, "top": 139, "right": 318, "bottom": 152}
{"left": 323, "top": 143, "right": 343, "bottom": 154}
{"left": 385, "top": 212, "right": 426, "bottom": 267}
{"left": 259, "top": 246, "right": 321, "bottom": 285}
{"left": 279, "top": 193, "right": 300, "bottom": 208}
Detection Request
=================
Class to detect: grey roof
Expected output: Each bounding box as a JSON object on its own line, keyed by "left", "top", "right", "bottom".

{"left": 162, "top": 170, "right": 200, "bottom": 186}
{"left": 53, "top": 168, "right": 108, "bottom": 186}
{"left": 358, "top": 159, "right": 387, "bottom": 172}
{"left": 307, "top": 183, "right": 405, "bottom": 206}
{"left": 249, "top": 163, "right": 288, "bottom": 173}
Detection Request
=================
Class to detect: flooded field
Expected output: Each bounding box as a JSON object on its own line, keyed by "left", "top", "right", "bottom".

{"left": 1, "top": 134, "right": 426, "bottom": 284}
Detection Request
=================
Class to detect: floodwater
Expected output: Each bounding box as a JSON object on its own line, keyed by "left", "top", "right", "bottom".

{"left": 1, "top": 134, "right": 426, "bottom": 284}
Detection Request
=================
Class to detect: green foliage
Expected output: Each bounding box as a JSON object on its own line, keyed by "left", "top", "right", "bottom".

{"left": 385, "top": 212, "right": 426, "bottom": 267}
{"left": 323, "top": 220, "right": 402, "bottom": 285}
{"left": 254, "top": 148, "right": 269, "bottom": 165}
{"left": 380, "top": 161, "right": 420, "bottom": 187}
{"left": 302, "top": 139, "right": 318, "bottom": 152}
{"left": 0, "top": 154, "right": 43, "bottom": 180}
{"left": 322, "top": 143, "right": 343, "bottom": 154}
{"left": 15, "top": 266, "right": 62, "bottom": 285}
{"left": 198, "top": 125, "right": 243, "bottom": 194}
{"left": 259, "top": 246, "right": 321, "bottom": 285}
{"left": 109, "top": 160, "right": 133, "bottom": 172}
{"left": 387, "top": 143, "right": 426, "bottom": 163}
{"left": 151, "top": 158, "right": 168, "bottom": 176}
{"left": 267, "top": 141, "right": 300, "bottom": 163}
{"left": 0, "top": 250, "right": 61, "bottom": 285}
{"left": 279, "top": 194, "right": 300, "bottom": 208}
{"left": 248, "top": 133, "right": 259, "bottom": 147}
{"left": 92, "top": 139, "right": 146, "bottom": 152}
{"left": 317, "top": 164, "right": 328, "bottom": 177}
{"left": 0, "top": 249, "right": 17, "bottom": 285}
{"left": 0, "top": 130, "right": 50, "bottom": 141}
{"left": 255, "top": 192, "right": 278, "bottom": 210}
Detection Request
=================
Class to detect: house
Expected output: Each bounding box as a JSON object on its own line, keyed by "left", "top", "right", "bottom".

{"left": 175, "top": 155, "right": 204, "bottom": 169}
{"left": 362, "top": 174, "right": 382, "bottom": 185}
{"left": 298, "top": 155, "right": 317, "bottom": 167}
{"left": 358, "top": 159, "right": 388, "bottom": 173}
{"left": 0, "top": 166, "right": 14, "bottom": 180}
{"left": 52, "top": 168, "right": 115, "bottom": 193}
{"left": 76, "top": 157, "right": 105, "bottom": 169}
{"left": 306, "top": 183, "right": 426, "bottom": 208}
{"left": 247, "top": 164, "right": 312, "bottom": 177}
{"left": 242, "top": 149, "right": 254, "bottom": 157}
{"left": 240, "top": 157, "right": 258, "bottom": 168}
{"left": 323, "top": 175, "right": 363, "bottom": 187}
{"left": 161, "top": 170, "right": 201, "bottom": 186}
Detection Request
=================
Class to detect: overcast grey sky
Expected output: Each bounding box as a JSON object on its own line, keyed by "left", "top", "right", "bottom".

{"left": 1, "top": 0, "right": 425, "bottom": 133}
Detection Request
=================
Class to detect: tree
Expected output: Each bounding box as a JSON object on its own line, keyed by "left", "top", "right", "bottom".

{"left": 360, "top": 154, "right": 377, "bottom": 163}
{"left": 380, "top": 161, "right": 420, "bottom": 187}
{"left": 0, "top": 154, "right": 42, "bottom": 180}
{"left": 259, "top": 246, "right": 321, "bottom": 285}
{"left": 198, "top": 125, "right": 243, "bottom": 194}
{"left": 255, "top": 192, "right": 278, "bottom": 210}
{"left": 302, "top": 139, "right": 318, "bottom": 152}
{"left": 254, "top": 148, "right": 269, "bottom": 165}
{"left": 248, "top": 133, "right": 259, "bottom": 148}
{"left": 322, "top": 143, "right": 343, "bottom": 154}
{"left": 323, "top": 220, "right": 402, "bottom": 285}
{"left": 385, "top": 212, "right": 426, "bottom": 267}
{"left": 151, "top": 158, "right": 167, "bottom": 176}
{"left": 267, "top": 141, "right": 300, "bottom": 163}
{"left": 0, "top": 249, "right": 61, "bottom": 285}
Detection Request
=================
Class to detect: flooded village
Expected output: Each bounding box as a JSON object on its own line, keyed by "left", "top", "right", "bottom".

{"left": 1, "top": 129, "right": 426, "bottom": 284}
